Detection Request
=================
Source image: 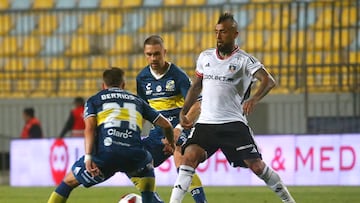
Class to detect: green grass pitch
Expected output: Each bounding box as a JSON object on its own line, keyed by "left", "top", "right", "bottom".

{"left": 0, "top": 186, "right": 359, "bottom": 203}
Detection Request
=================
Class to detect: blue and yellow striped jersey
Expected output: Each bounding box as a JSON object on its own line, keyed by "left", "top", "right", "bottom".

{"left": 136, "top": 63, "right": 191, "bottom": 118}
{"left": 84, "top": 87, "right": 160, "bottom": 151}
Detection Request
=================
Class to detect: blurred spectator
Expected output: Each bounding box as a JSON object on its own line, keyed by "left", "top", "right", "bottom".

{"left": 21, "top": 107, "right": 43, "bottom": 139}
{"left": 59, "top": 97, "right": 85, "bottom": 138}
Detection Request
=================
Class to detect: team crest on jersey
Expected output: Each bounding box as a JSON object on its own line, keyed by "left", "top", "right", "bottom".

{"left": 165, "top": 80, "right": 175, "bottom": 91}
{"left": 229, "top": 64, "right": 238, "bottom": 72}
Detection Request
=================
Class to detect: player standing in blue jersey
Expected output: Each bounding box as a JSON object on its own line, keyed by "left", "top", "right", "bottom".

{"left": 47, "top": 67, "right": 175, "bottom": 203}
{"left": 133, "top": 35, "right": 207, "bottom": 203}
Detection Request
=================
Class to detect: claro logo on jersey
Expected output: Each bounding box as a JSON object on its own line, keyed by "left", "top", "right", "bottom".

{"left": 49, "top": 139, "right": 69, "bottom": 185}
{"left": 203, "top": 74, "right": 233, "bottom": 82}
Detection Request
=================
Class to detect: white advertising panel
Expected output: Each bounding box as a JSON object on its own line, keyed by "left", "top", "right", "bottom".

{"left": 10, "top": 134, "right": 360, "bottom": 186}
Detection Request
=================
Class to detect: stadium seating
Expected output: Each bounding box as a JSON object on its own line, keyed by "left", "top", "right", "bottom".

{"left": 0, "top": 0, "right": 357, "bottom": 98}
{"left": 33, "top": 0, "right": 54, "bottom": 9}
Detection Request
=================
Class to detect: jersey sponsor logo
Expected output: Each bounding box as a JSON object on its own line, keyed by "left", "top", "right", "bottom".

{"left": 104, "top": 137, "right": 112, "bottom": 146}
{"left": 49, "top": 139, "right": 69, "bottom": 185}
{"left": 145, "top": 83, "right": 152, "bottom": 95}
{"left": 107, "top": 128, "right": 133, "bottom": 139}
{"left": 156, "top": 85, "right": 162, "bottom": 92}
{"left": 203, "top": 74, "right": 233, "bottom": 82}
{"left": 165, "top": 80, "right": 175, "bottom": 91}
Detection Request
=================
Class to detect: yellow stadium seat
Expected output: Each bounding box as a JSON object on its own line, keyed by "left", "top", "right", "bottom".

{"left": 33, "top": 0, "right": 54, "bottom": 9}
{"left": 312, "top": 8, "right": 339, "bottom": 29}
{"left": 33, "top": 79, "right": 55, "bottom": 97}
{"left": 65, "top": 36, "right": 90, "bottom": 56}
{"left": 92, "top": 56, "right": 109, "bottom": 70}
{"left": 310, "top": 30, "right": 332, "bottom": 51}
{"left": 242, "top": 31, "right": 265, "bottom": 52}
{"left": 185, "top": 0, "right": 206, "bottom": 5}
{"left": 163, "top": 0, "right": 183, "bottom": 6}
{"left": 0, "top": 80, "right": 11, "bottom": 97}
{"left": 100, "top": 0, "right": 121, "bottom": 8}
{"left": 100, "top": 13, "right": 123, "bottom": 34}
{"left": 48, "top": 57, "right": 66, "bottom": 70}
{"left": 0, "top": 15, "right": 12, "bottom": 35}
{"left": 125, "top": 79, "right": 136, "bottom": 93}
{"left": 35, "top": 14, "right": 58, "bottom": 35}
{"left": 247, "top": 10, "right": 273, "bottom": 30}
{"left": 138, "top": 11, "right": 164, "bottom": 33}
{"left": 199, "top": 33, "right": 216, "bottom": 51}
{"left": 349, "top": 51, "right": 360, "bottom": 63}
{"left": 82, "top": 78, "right": 101, "bottom": 95}
{"left": 18, "top": 36, "right": 41, "bottom": 56}
{"left": 263, "top": 31, "right": 287, "bottom": 51}
{"left": 175, "top": 55, "right": 195, "bottom": 69}
{"left": 0, "top": 0, "right": 9, "bottom": 10}
{"left": 132, "top": 54, "right": 147, "bottom": 72}
{"left": 273, "top": 10, "right": 294, "bottom": 29}
{"left": 182, "top": 11, "right": 207, "bottom": 32}
{"left": 122, "top": 0, "right": 142, "bottom": 7}
{"left": 27, "top": 58, "right": 46, "bottom": 71}
{"left": 108, "top": 34, "right": 133, "bottom": 54}
{"left": 0, "top": 37, "right": 18, "bottom": 56}
{"left": 110, "top": 57, "right": 130, "bottom": 69}
{"left": 58, "top": 79, "right": 79, "bottom": 97}
{"left": 262, "top": 54, "right": 280, "bottom": 67}
{"left": 340, "top": 7, "right": 357, "bottom": 27}
{"left": 15, "top": 80, "right": 38, "bottom": 95}
{"left": 175, "top": 33, "right": 197, "bottom": 53}
{"left": 4, "top": 58, "right": 23, "bottom": 71}
{"left": 289, "top": 31, "right": 311, "bottom": 51}
{"left": 78, "top": 13, "right": 102, "bottom": 34}
{"left": 70, "top": 57, "right": 89, "bottom": 70}
{"left": 162, "top": 33, "right": 177, "bottom": 51}
{"left": 206, "top": 11, "right": 220, "bottom": 31}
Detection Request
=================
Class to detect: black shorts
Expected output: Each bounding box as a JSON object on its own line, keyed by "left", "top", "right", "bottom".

{"left": 182, "top": 121, "right": 262, "bottom": 168}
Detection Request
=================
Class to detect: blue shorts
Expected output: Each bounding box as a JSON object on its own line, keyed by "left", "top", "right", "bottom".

{"left": 71, "top": 147, "right": 154, "bottom": 187}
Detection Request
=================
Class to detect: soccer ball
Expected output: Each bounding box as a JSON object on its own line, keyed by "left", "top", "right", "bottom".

{"left": 118, "top": 193, "right": 142, "bottom": 203}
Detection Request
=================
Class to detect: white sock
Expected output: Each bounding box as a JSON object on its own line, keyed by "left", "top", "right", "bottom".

{"left": 258, "top": 165, "right": 296, "bottom": 203}
{"left": 169, "top": 165, "right": 195, "bottom": 203}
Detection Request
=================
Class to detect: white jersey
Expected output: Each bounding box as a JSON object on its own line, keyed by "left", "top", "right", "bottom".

{"left": 196, "top": 47, "right": 264, "bottom": 124}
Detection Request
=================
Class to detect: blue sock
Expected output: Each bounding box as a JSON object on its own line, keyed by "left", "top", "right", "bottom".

{"left": 55, "top": 181, "right": 74, "bottom": 198}
{"left": 191, "top": 187, "right": 207, "bottom": 203}
{"left": 141, "top": 191, "right": 153, "bottom": 203}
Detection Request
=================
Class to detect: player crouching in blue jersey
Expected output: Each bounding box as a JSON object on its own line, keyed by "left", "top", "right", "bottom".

{"left": 47, "top": 67, "right": 175, "bottom": 203}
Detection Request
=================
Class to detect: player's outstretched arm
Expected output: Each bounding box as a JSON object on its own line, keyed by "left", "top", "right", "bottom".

{"left": 155, "top": 115, "right": 175, "bottom": 154}
{"left": 243, "top": 68, "right": 276, "bottom": 115}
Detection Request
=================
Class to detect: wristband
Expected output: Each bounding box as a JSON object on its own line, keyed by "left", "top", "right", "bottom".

{"left": 84, "top": 154, "right": 92, "bottom": 163}
{"left": 175, "top": 124, "right": 184, "bottom": 131}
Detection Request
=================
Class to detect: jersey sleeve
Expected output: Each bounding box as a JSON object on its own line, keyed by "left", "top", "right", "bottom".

{"left": 177, "top": 71, "right": 191, "bottom": 98}
{"left": 84, "top": 96, "right": 96, "bottom": 119}
{"left": 246, "top": 54, "right": 264, "bottom": 76}
{"left": 195, "top": 52, "right": 205, "bottom": 78}
{"left": 140, "top": 98, "right": 161, "bottom": 123}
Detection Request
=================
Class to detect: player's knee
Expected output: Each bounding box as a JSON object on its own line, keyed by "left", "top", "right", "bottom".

{"left": 183, "top": 144, "right": 205, "bottom": 167}
{"left": 63, "top": 172, "right": 80, "bottom": 188}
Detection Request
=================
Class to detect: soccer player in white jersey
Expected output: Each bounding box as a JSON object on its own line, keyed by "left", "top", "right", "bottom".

{"left": 170, "top": 12, "right": 296, "bottom": 203}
